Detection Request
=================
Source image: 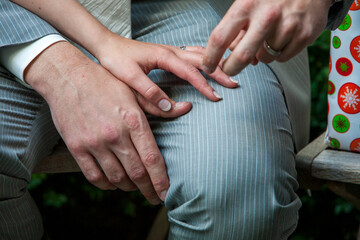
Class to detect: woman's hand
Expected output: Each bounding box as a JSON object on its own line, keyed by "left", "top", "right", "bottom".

{"left": 12, "top": 0, "right": 238, "bottom": 113}
{"left": 94, "top": 34, "right": 239, "bottom": 113}
{"left": 203, "top": 0, "right": 333, "bottom": 76}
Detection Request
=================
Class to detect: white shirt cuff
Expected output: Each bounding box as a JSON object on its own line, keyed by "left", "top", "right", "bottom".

{"left": 0, "top": 34, "right": 67, "bottom": 88}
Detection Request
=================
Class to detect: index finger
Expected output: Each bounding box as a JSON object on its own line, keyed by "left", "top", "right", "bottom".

{"left": 203, "top": 1, "right": 249, "bottom": 73}
{"left": 222, "top": 9, "right": 279, "bottom": 75}
{"left": 129, "top": 114, "right": 169, "bottom": 202}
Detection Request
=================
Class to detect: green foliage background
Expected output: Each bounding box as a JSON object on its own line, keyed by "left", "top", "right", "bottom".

{"left": 29, "top": 31, "right": 360, "bottom": 239}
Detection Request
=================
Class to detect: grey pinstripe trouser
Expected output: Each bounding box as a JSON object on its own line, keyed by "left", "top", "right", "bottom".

{"left": 0, "top": 0, "right": 302, "bottom": 239}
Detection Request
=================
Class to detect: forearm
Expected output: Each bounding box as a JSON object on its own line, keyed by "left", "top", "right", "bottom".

{"left": 10, "top": 0, "right": 114, "bottom": 57}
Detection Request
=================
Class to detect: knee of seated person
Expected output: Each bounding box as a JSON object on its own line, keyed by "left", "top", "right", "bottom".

{"left": 0, "top": 154, "right": 44, "bottom": 240}
{"left": 0, "top": 173, "right": 29, "bottom": 200}
{"left": 165, "top": 169, "right": 301, "bottom": 238}
{"left": 0, "top": 151, "right": 32, "bottom": 200}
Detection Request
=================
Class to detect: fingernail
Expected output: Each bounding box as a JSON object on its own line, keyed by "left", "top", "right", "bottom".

{"left": 158, "top": 99, "right": 171, "bottom": 111}
{"left": 229, "top": 78, "right": 239, "bottom": 84}
{"left": 160, "top": 190, "right": 167, "bottom": 201}
{"left": 213, "top": 91, "right": 222, "bottom": 99}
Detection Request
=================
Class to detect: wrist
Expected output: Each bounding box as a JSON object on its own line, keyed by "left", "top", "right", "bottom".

{"left": 93, "top": 32, "right": 127, "bottom": 65}
{"left": 83, "top": 28, "right": 117, "bottom": 60}
{"left": 24, "top": 41, "right": 93, "bottom": 103}
{"left": 90, "top": 31, "right": 123, "bottom": 63}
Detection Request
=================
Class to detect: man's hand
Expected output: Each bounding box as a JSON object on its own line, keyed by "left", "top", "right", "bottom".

{"left": 203, "top": 0, "right": 333, "bottom": 76}
{"left": 25, "top": 42, "right": 184, "bottom": 204}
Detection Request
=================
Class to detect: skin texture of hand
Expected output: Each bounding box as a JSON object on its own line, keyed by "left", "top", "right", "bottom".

{"left": 203, "top": 0, "right": 333, "bottom": 76}
{"left": 94, "top": 33, "right": 239, "bottom": 113}
{"left": 25, "top": 41, "right": 186, "bottom": 204}
{"left": 11, "top": 0, "right": 238, "bottom": 113}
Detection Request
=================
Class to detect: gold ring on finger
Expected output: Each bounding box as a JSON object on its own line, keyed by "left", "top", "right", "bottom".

{"left": 263, "top": 41, "right": 282, "bottom": 57}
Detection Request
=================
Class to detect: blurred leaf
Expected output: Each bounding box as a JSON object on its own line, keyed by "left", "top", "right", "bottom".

{"left": 334, "top": 198, "right": 354, "bottom": 215}
{"left": 43, "top": 190, "right": 68, "bottom": 208}
{"left": 124, "top": 201, "right": 137, "bottom": 217}
{"left": 82, "top": 184, "right": 104, "bottom": 201}
{"left": 28, "top": 174, "right": 47, "bottom": 190}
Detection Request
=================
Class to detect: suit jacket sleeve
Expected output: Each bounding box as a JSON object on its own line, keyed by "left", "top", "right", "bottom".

{"left": 0, "top": 0, "right": 59, "bottom": 47}
{"left": 326, "top": 0, "right": 354, "bottom": 30}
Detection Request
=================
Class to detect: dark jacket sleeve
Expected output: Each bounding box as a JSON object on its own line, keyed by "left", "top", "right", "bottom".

{"left": 0, "top": 0, "right": 59, "bottom": 47}
{"left": 326, "top": 0, "right": 354, "bottom": 30}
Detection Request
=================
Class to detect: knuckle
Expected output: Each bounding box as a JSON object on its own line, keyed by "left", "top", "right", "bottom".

{"left": 186, "top": 65, "right": 200, "bottom": 76}
{"left": 143, "top": 85, "right": 161, "bottom": 102}
{"left": 152, "top": 178, "right": 168, "bottom": 191}
{"left": 143, "top": 151, "right": 161, "bottom": 167}
{"left": 123, "top": 68, "right": 141, "bottom": 82}
{"left": 282, "top": 17, "right": 299, "bottom": 35}
{"left": 85, "top": 171, "right": 103, "bottom": 184}
{"left": 184, "top": 65, "right": 202, "bottom": 83}
{"left": 211, "top": 31, "right": 227, "bottom": 47}
{"left": 101, "top": 124, "right": 120, "bottom": 144}
{"left": 129, "top": 167, "right": 147, "bottom": 181}
{"left": 122, "top": 110, "right": 143, "bottom": 130}
{"left": 87, "top": 135, "right": 101, "bottom": 149}
{"left": 262, "top": 8, "right": 280, "bottom": 27}
{"left": 238, "top": 0, "right": 253, "bottom": 11}
{"left": 233, "top": 50, "right": 253, "bottom": 65}
{"left": 108, "top": 173, "right": 126, "bottom": 185}
{"left": 157, "top": 47, "right": 173, "bottom": 59}
{"left": 282, "top": 22, "right": 297, "bottom": 36}
{"left": 67, "top": 140, "right": 85, "bottom": 155}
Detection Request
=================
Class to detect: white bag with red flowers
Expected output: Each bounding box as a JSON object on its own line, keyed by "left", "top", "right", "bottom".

{"left": 326, "top": 1, "right": 360, "bottom": 152}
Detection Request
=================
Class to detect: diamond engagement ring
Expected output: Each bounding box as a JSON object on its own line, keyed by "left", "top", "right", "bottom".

{"left": 263, "top": 41, "right": 282, "bottom": 57}
{"left": 179, "top": 46, "right": 186, "bottom": 50}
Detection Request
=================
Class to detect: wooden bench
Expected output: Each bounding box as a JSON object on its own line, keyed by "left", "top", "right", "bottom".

{"left": 33, "top": 132, "right": 360, "bottom": 239}
{"left": 296, "top": 132, "right": 360, "bottom": 210}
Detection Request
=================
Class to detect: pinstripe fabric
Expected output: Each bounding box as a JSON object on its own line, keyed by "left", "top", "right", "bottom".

{"left": 0, "top": 66, "right": 60, "bottom": 239}
{"left": 78, "top": 0, "right": 132, "bottom": 38}
{"left": 0, "top": 0, "right": 58, "bottom": 47}
{"left": 0, "top": 0, "right": 309, "bottom": 239}
{"left": 132, "top": 1, "right": 301, "bottom": 239}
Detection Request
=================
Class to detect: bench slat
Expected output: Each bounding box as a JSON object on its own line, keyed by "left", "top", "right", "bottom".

{"left": 295, "top": 132, "right": 327, "bottom": 189}
{"left": 312, "top": 149, "right": 360, "bottom": 184}
{"left": 33, "top": 141, "right": 80, "bottom": 174}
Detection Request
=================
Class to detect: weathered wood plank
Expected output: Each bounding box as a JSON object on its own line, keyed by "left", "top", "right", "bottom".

{"left": 296, "top": 132, "right": 327, "bottom": 172}
{"left": 295, "top": 132, "right": 327, "bottom": 189}
{"left": 33, "top": 141, "right": 80, "bottom": 174}
{"left": 312, "top": 149, "right": 360, "bottom": 184}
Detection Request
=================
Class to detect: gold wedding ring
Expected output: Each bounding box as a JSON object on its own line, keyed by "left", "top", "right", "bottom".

{"left": 264, "top": 41, "right": 282, "bottom": 57}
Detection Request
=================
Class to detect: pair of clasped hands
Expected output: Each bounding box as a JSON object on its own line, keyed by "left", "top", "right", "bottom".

{"left": 26, "top": 0, "right": 332, "bottom": 204}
